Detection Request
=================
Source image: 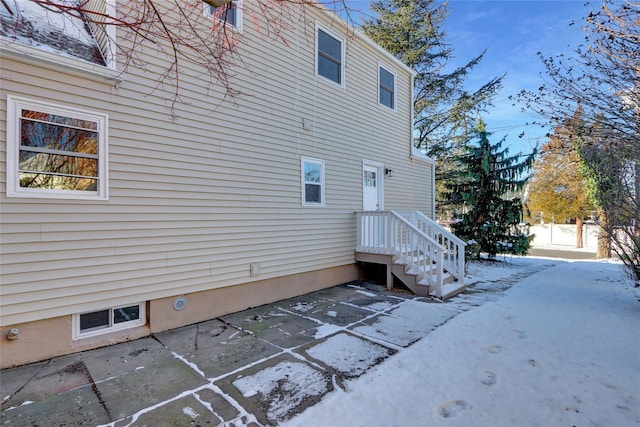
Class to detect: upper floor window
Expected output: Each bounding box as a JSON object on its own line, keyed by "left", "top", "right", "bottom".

{"left": 316, "top": 27, "right": 343, "bottom": 85}
{"left": 1, "top": 0, "right": 115, "bottom": 68}
{"left": 206, "top": 0, "right": 242, "bottom": 30}
{"left": 302, "top": 157, "right": 325, "bottom": 206}
{"left": 379, "top": 66, "right": 395, "bottom": 109}
{"left": 6, "top": 96, "right": 109, "bottom": 200}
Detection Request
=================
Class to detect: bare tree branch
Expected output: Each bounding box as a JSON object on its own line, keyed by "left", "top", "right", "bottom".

{"left": 7, "top": 0, "right": 357, "bottom": 111}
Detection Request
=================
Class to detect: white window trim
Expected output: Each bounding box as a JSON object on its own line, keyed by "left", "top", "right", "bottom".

{"left": 6, "top": 95, "right": 109, "bottom": 200}
{"left": 87, "top": 0, "right": 117, "bottom": 70}
{"left": 0, "top": 0, "right": 118, "bottom": 73}
{"left": 378, "top": 63, "right": 396, "bottom": 110}
{"left": 72, "top": 303, "right": 146, "bottom": 340}
{"left": 315, "top": 22, "right": 345, "bottom": 88}
{"left": 0, "top": 41, "right": 121, "bottom": 82}
{"left": 301, "top": 156, "right": 326, "bottom": 206}
{"left": 204, "top": 0, "right": 243, "bottom": 32}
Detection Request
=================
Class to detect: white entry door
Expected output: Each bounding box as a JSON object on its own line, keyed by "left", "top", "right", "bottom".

{"left": 363, "top": 164, "right": 382, "bottom": 211}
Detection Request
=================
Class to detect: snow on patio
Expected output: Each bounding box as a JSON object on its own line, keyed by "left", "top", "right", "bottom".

{"left": 232, "top": 359, "right": 329, "bottom": 422}
{"left": 4, "top": 255, "right": 636, "bottom": 426}
{"left": 284, "top": 257, "right": 640, "bottom": 427}
{"left": 304, "top": 333, "right": 395, "bottom": 378}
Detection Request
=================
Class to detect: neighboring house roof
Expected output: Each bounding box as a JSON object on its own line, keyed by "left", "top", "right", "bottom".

{"left": 0, "top": 0, "right": 105, "bottom": 65}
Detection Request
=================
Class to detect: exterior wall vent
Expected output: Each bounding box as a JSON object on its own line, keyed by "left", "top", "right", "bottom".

{"left": 173, "top": 297, "right": 187, "bottom": 311}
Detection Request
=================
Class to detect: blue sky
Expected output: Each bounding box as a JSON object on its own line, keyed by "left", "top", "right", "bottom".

{"left": 440, "top": 0, "right": 592, "bottom": 154}
{"left": 342, "top": 0, "right": 594, "bottom": 155}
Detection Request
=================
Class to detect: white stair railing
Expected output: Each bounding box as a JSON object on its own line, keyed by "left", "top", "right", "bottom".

{"left": 356, "top": 211, "right": 446, "bottom": 297}
{"left": 397, "top": 211, "right": 466, "bottom": 285}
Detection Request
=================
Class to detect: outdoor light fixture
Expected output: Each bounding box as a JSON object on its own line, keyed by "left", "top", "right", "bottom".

{"left": 385, "top": 168, "right": 393, "bottom": 177}
{"left": 203, "top": 0, "right": 232, "bottom": 6}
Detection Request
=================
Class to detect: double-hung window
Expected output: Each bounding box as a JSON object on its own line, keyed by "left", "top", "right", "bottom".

{"left": 379, "top": 65, "right": 396, "bottom": 109}
{"left": 206, "top": 0, "right": 242, "bottom": 30}
{"left": 302, "top": 157, "right": 325, "bottom": 206}
{"left": 6, "top": 96, "right": 108, "bottom": 200}
{"left": 316, "top": 27, "right": 343, "bottom": 85}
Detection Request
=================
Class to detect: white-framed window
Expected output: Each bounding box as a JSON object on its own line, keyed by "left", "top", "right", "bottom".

{"left": 205, "top": 0, "right": 242, "bottom": 31}
{"left": 1, "top": 0, "right": 117, "bottom": 69}
{"left": 316, "top": 25, "right": 344, "bottom": 86}
{"left": 379, "top": 65, "right": 396, "bottom": 109}
{"left": 73, "top": 303, "right": 145, "bottom": 340}
{"left": 301, "top": 157, "right": 325, "bottom": 206}
{"left": 6, "top": 96, "right": 108, "bottom": 200}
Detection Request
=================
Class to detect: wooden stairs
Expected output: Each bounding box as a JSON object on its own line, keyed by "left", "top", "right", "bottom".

{"left": 356, "top": 251, "right": 466, "bottom": 300}
{"left": 356, "top": 210, "right": 467, "bottom": 299}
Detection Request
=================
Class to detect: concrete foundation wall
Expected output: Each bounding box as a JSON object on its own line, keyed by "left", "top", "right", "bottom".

{"left": 0, "top": 264, "right": 359, "bottom": 369}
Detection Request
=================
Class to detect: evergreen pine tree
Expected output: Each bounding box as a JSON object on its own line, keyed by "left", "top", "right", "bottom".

{"left": 361, "top": 0, "right": 503, "bottom": 220}
{"left": 450, "top": 120, "right": 536, "bottom": 259}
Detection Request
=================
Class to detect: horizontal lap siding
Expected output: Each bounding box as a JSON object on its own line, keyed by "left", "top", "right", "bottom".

{"left": 0, "top": 2, "right": 425, "bottom": 325}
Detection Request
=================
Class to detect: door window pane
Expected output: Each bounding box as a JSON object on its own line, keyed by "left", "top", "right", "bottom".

{"left": 364, "top": 170, "right": 376, "bottom": 187}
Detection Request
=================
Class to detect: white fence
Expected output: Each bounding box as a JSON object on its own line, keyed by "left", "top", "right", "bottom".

{"left": 529, "top": 224, "right": 600, "bottom": 250}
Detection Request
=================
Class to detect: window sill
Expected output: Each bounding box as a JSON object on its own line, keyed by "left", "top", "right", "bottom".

{"left": 315, "top": 74, "right": 345, "bottom": 89}
{"left": 72, "top": 325, "right": 150, "bottom": 350}
{"left": 378, "top": 102, "right": 397, "bottom": 111}
{"left": 6, "top": 189, "right": 109, "bottom": 201}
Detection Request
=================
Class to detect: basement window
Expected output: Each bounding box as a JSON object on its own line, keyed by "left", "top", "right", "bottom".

{"left": 73, "top": 303, "right": 145, "bottom": 339}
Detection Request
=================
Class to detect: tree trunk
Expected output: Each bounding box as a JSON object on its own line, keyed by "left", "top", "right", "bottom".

{"left": 635, "top": 160, "right": 640, "bottom": 238}
{"left": 596, "top": 211, "right": 611, "bottom": 259}
{"left": 576, "top": 217, "right": 584, "bottom": 248}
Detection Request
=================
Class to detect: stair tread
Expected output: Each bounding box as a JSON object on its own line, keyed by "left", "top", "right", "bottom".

{"left": 431, "top": 282, "right": 466, "bottom": 299}
{"left": 363, "top": 212, "right": 465, "bottom": 299}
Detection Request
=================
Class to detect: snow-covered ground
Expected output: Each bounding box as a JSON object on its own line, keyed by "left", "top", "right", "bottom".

{"left": 284, "top": 257, "right": 640, "bottom": 427}
{"left": 4, "top": 255, "right": 636, "bottom": 427}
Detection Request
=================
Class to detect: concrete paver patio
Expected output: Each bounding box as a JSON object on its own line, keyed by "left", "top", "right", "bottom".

{"left": 2, "top": 268, "right": 550, "bottom": 427}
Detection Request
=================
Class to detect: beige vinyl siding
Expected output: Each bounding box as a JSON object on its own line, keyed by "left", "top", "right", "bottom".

{"left": 0, "top": 1, "right": 431, "bottom": 326}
